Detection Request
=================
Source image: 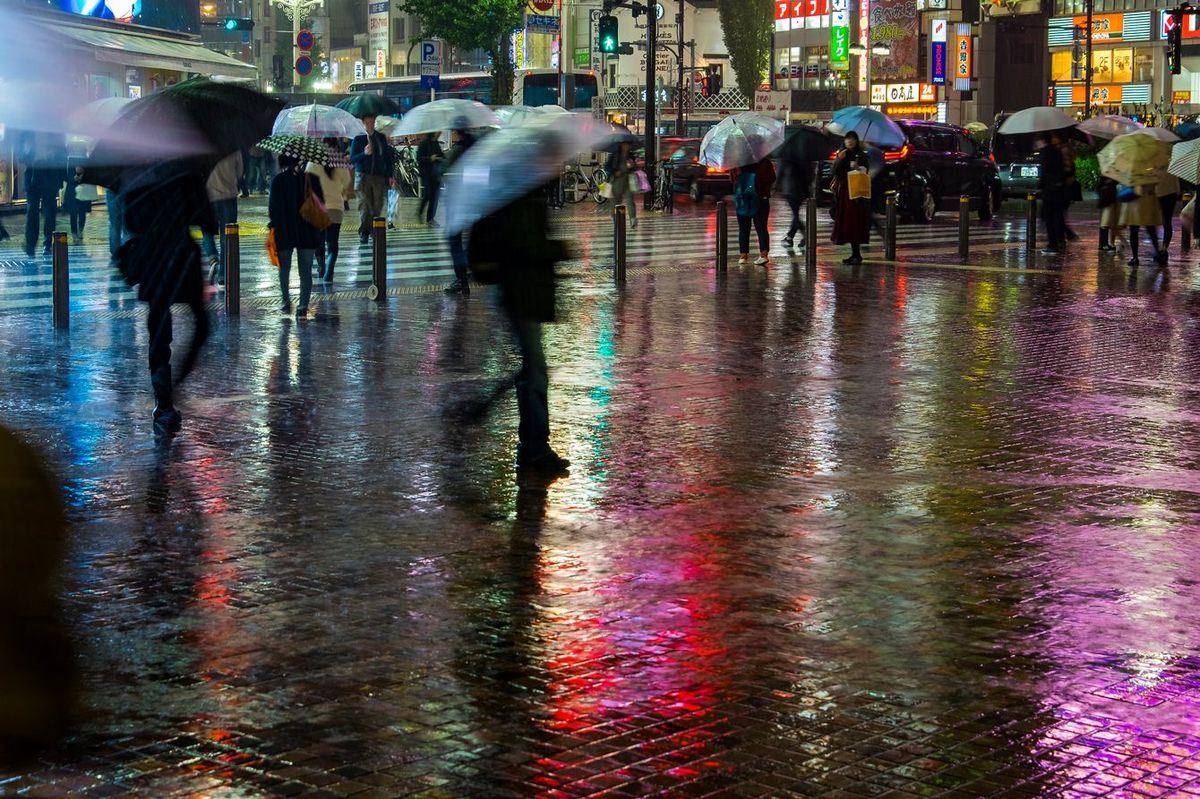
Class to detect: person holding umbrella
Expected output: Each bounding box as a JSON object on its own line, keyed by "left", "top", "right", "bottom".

{"left": 19, "top": 132, "right": 67, "bottom": 259}
{"left": 416, "top": 132, "right": 445, "bottom": 226}
{"left": 199, "top": 150, "right": 242, "bottom": 286}
{"left": 307, "top": 138, "right": 353, "bottom": 283}
{"left": 830, "top": 130, "right": 871, "bottom": 265}
{"left": 1037, "top": 130, "right": 1069, "bottom": 256}
{"left": 269, "top": 154, "right": 325, "bottom": 316}
{"left": 443, "top": 122, "right": 478, "bottom": 295}
{"left": 781, "top": 158, "right": 813, "bottom": 250}
{"left": 1155, "top": 168, "right": 1180, "bottom": 265}
{"left": 607, "top": 140, "right": 638, "bottom": 229}
{"left": 349, "top": 115, "right": 395, "bottom": 245}
{"left": 730, "top": 147, "right": 776, "bottom": 265}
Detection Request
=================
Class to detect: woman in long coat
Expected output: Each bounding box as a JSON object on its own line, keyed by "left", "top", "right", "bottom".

{"left": 830, "top": 130, "right": 871, "bottom": 264}
{"left": 1119, "top": 182, "right": 1163, "bottom": 267}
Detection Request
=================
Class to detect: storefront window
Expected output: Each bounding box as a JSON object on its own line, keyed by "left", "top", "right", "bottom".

{"left": 791, "top": 46, "right": 803, "bottom": 89}
{"left": 775, "top": 48, "right": 790, "bottom": 89}
{"left": 1133, "top": 48, "right": 1153, "bottom": 82}
{"left": 1051, "top": 51, "right": 1074, "bottom": 82}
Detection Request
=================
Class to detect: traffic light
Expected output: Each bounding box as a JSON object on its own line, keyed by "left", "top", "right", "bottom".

{"left": 599, "top": 15, "right": 619, "bottom": 55}
{"left": 223, "top": 17, "right": 253, "bottom": 31}
{"left": 1169, "top": 10, "right": 1183, "bottom": 75}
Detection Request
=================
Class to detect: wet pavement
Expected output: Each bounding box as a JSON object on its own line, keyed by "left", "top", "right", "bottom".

{"left": 2, "top": 200, "right": 1200, "bottom": 797}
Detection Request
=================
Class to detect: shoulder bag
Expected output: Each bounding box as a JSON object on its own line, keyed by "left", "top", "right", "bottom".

{"left": 299, "top": 174, "right": 332, "bottom": 230}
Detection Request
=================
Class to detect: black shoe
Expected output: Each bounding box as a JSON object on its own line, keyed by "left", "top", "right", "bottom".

{"left": 842, "top": 256, "right": 856, "bottom": 264}
{"left": 1127, "top": 257, "right": 1139, "bottom": 267}
{"left": 280, "top": 301, "right": 292, "bottom": 313}
{"left": 152, "top": 405, "right": 182, "bottom": 436}
{"left": 1039, "top": 248, "right": 1060, "bottom": 256}
{"left": 1099, "top": 244, "right": 1117, "bottom": 252}
{"left": 781, "top": 237, "right": 793, "bottom": 248}
{"left": 1156, "top": 249, "right": 1169, "bottom": 265}
{"left": 41, "top": 245, "right": 51, "bottom": 257}
{"left": 517, "top": 450, "right": 571, "bottom": 474}
{"left": 444, "top": 280, "right": 467, "bottom": 295}
{"left": 296, "top": 306, "right": 308, "bottom": 317}
{"left": 0, "top": 227, "right": 10, "bottom": 241}
{"left": 1065, "top": 229, "right": 1080, "bottom": 241}
{"left": 359, "top": 237, "right": 369, "bottom": 246}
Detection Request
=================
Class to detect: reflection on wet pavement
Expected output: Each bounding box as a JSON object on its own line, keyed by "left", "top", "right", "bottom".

{"left": 2, "top": 208, "right": 1200, "bottom": 797}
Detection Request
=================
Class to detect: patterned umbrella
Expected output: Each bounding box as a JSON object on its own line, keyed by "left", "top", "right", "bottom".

{"left": 1168, "top": 138, "right": 1200, "bottom": 183}
{"left": 259, "top": 134, "right": 337, "bottom": 166}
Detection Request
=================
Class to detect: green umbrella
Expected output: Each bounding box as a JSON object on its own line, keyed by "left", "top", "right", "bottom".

{"left": 1098, "top": 132, "right": 1170, "bottom": 186}
{"left": 259, "top": 134, "right": 338, "bottom": 166}
{"left": 335, "top": 94, "right": 401, "bottom": 119}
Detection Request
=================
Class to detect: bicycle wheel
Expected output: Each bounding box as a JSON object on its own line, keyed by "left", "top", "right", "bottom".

{"left": 591, "top": 168, "right": 609, "bottom": 204}
{"left": 562, "top": 171, "right": 587, "bottom": 204}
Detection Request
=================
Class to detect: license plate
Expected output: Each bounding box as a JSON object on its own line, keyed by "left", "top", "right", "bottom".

{"left": 1020, "top": 166, "right": 1039, "bottom": 178}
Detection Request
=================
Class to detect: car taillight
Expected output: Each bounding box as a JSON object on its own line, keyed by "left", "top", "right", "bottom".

{"left": 988, "top": 152, "right": 996, "bottom": 163}
{"left": 883, "top": 143, "right": 911, "bottom": 162}
{"left": 827, "top": 150, "right": 839, "bottom": 160}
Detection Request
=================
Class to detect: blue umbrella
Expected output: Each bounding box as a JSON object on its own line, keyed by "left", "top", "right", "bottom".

{"left": 1174, "top": 121, "right": 1200, "bottom": 141}
{"left": 828, "top": 106, "right": 905, "bottom": 148}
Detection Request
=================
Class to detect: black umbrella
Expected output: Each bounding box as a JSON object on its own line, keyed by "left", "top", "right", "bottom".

{"left": 775, "top": 124, "right": 840, "bottom": 163}
{"left": 335, "top": 94, "right": 401, "bottom": 119}
{"left": 83, "top": 78, "right": 285, "bottom": 190}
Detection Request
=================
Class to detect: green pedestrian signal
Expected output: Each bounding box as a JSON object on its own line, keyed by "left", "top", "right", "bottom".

{"left": 599, "top": 15, "right": 618, "bottom": 55}
{"left": 223, "top": 17, "right": 253, "bottom": 31}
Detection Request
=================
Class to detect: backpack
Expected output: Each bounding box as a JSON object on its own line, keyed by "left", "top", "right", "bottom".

{"left": 734, "top": 171, "right": 759, "bottom": 217}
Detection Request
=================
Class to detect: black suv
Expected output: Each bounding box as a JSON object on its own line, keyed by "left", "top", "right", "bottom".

{"left": 662, "top": 137, "right": 734, "bottom": 202}
{"left": 822, "top": 121, "right": 1001, "bottom": 223}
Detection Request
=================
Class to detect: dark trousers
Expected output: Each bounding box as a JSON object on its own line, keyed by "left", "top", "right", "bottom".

{"left": 105, "top": 191, "right": 124, "bottom": 257}
{"left": 785, "top": 197, "right": 804, "bottom": 241}
{"left": 1041, "top": 193, "right": 1066, "bottom": 249}
{"left": 418, "top": 178, "right": 440, "bottom": 223}
{"left": 200, "top": 197, "right": 238, "bottom": 278}
{"left": 1129, "top": 225, "right": 1160, "bottom": 259}
{"left": 448, "top": 232, "right": 468, "bottom": 283}
{"left": 512, "top": 317, "right": 550, "bottom": 460}
{"left": 24, "top": 185, "right": 58, "bottom": 255}
{"left": 1159, "top": 193, "right": 1178, "bottom": 250}
{"left": 317, "top": 223, "right": 341, "bottom": 280}
{"left": 147, "top": 298, "right": 208, "bottom": 407}
{"left": 737, "top": 207, "right": 770, "bottom": 254}
{"left": 68, "top": 206, "right": 87, "bottom": 238}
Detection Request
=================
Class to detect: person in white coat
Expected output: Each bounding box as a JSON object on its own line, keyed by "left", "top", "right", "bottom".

{"left": 307, "top": 140, "right": 354, "bottom": 283}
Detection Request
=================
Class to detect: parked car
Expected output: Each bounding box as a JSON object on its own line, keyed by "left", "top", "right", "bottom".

{"left": 820, "top": 120, "right": 1001, "bottom": 223}
{"left": 990, "top": 115, "right": 1041, "bottom": 199}
{"left": 661, "top": 137, "right": 734, "bottom": 202}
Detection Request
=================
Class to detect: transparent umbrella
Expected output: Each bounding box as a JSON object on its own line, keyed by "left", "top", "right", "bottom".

{"left": 273, "top": 104, "right": 366, "bottom": 138}
{"left": 997, "top": 107, "right": 1076, "bottom": 135}
{"left": 1077, "top": 114, "right": 1142, "bottom": 140}
{"left": 1099, "top": 132, "right": 1170, "bottom": 186}
{"left": 393, "top": 99, "right": 501, "bottom": 136}
{"left": 699, "top": 112, "right": 786, "bottom": 169}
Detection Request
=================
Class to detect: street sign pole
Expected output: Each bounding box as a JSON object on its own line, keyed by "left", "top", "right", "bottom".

{"left": 644, "top": 3, "right": 657, "bottom": 212}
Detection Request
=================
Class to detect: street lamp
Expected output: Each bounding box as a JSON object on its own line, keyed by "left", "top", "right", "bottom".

{"left": 272, "top": 0, "right": 323, "bottom": 88}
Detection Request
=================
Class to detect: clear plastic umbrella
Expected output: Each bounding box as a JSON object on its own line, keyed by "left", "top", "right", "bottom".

{"left": 272, "top": 104, "right": 366, "bottom": 138}
{"left": 828, "top": 106, "right": 905, "bottom": 147}
{"left": 443, "top": 114, "right": 615, "bottom": 235}
{"left": 1132, "top": 126, "right": 1181, "bottom": 144}
{"left": 997, "top": 107, "right": 1076, "bottom": 135}
{"left": 393, "top": 99, "right": 501, "bottom": 136}
{"left": 1077, "top": 114, "right": 1142, "bottom": 140}
{"left": 699, "top": 112, "right": 787, "bottom": 169}
{"left": 1099, "top": 132, "right": 1170, "bottom": 186}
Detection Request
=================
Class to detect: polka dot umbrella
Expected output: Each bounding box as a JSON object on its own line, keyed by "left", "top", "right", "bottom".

{"left": 259, "top": 134, "right": 337, "bottom": 166}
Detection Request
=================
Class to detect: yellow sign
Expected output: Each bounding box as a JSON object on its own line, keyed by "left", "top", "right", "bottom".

{"left": 1174, "top": 91, "right": 1192, "bottom": 103}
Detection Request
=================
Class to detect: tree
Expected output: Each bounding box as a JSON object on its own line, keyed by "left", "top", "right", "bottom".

{"left": 400, "top": 0, "right": 524, "bottom": 104}
{"left": 716, "top": 0, "right": 773, "bottom": 107}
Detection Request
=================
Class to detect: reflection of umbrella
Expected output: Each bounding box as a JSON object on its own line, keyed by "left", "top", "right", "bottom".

{"left": 1168, "top": 138, "right": 1200, "bottom": 183}
{"left": 84, "top": 77, "right": 284, "bottom": 190}
{"left": 1078, "top": 114, "right": 1141, "bottom": 139}
{"left": 273, "top": 103, "right": 366, "bottom": 138}
{"left": 443, "top": 114, "right": 616, "bottom": 235}
{"left": 997, "top": 107, "right": 1076, "bottom": 135}
{"left": 699, "top": 112, "right": 787, "bottom": 169}
{"left": 393, "top": 98, "right": 500, "bottom": 135}
{"left": 1132, "top": 126, "right": 1181, "bottom": 143}
{"left": 828, "top": 106, "right": 905, "bottom": 147}
{"left": 335, "top": 93, "right": 401, "bottom": 119}
{"left": 775, "top": 124, "right": 840, "bottom": 162}
{"left": 259, "top": 134, "right": 342, "bottom": 166}
{"left": 1098, "top": 132, "right": 1170, "bottom": 186}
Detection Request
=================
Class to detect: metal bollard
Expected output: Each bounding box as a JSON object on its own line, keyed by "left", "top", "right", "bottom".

{"left": 884, "top": 191, "right": 897, "bottom": 261}
{"left": 52, "top": 231, "right": 68, "bottom": 330}
{"left": 716, "top": 200, "right": 728, "bottom": 272}
{"left": 1183, "top": 193, "right": 1193, "bottom": 252}
{"left": 805, "top": 196, "right": 818, "bottom": 269}
{"left": 223, "top": 223, "right": 240, "bottom": 315}
{"left": 958, "top": 195, "right": 970, "bottom": 260}
{"left": 1025, "top": 193, "right": 1038, "bottom": 255}
{"left": 613, "top": 204, "right": 627, "bottom": 283}
{"left": 368, "top": 216, "right": 386, "bottom": 302}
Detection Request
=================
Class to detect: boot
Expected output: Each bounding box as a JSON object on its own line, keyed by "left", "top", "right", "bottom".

{"left": 150, "top": 365, "right": 181, "bottom": 436}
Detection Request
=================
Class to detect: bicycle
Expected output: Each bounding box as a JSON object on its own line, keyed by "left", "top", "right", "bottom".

{"left": 561, "top": 159, "right": 609, "bottom": 205}
{"left": 649, "top": 162, "right": 675, "bottom": 212}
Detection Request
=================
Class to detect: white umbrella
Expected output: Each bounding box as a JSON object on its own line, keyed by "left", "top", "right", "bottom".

{"left": 394, "top": 99, "right": 501, "bottom": 136}
{"left": 997, "top": 107, "right": 1077, "bottom": 135}
{"left": 1168, "top": 138, "right": 1200, "bottom": 183}
{"left": 272, "top": 103, "right": 366, "bottom": 138}
{"left": 1132, "top": 127, "right": 1181, "bottom": 143}
{"left": 700, "top": 112, "right": 787, "bottom": 169}
{"left": 1077, "top": 114, "right": 1142, "bottom": 139}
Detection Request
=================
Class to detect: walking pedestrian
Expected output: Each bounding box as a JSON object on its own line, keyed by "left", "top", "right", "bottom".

{"left": 469, "top": 185, "right": 570, "bottom": 475}
{"left": 830, "top": 131, "right": 871, "bottom": 265}
{"left": 1037, "top": 132, "right": 1068, "bottom": 256}
{"left": 20, "top": 132, "right": 66, "bottom": 258}
{"left": 1059, "top": 133, "right": 1081, "bottom": 241}
{"left": 731, "top": 155, "right": 776, "bottom": 265}
{"left": 349, "top": 115, "right": 395, "bottom": 244}
{"left": 443, "top": 124, "right": 477, "bottom": 295}
{"left": 104, "top": 189, "right": 124, "bottom": 261}
{"left": 237, "top": 147, "right": 250, "bottom": 197}
{"left": 63, "top": 166, "right": 94, "bottom": 245}
{"left": 1155, "top": 170, "right": 1180, "bottom": 265}
{"left": 200, "top": 151, "right": 242, "bottom": 286}
{"left": 607, "top": 141, "right": 638, "bottom": 228}
{"left": 0, "top": 156, "right": 10, "bottom": 242}
{"left": 416, "top": 132, "right": 444, "bottom": 226}
{"left": 1097, "top": 175, "right": 1126, "bottom": 253}
{"left": 114, "top": 167, "right": 214, "bottom": 437}
{"left": 780, "top": 158, "right": 813, "bottom": 249}
{"left": 269, "top": 154, "right": 324, "bottom": 316}
{"left": 307, "top": 139, "right": 353, "bottom": 283}
{"left": 1120, "top": 182, "right": 1163, "bottom": 268}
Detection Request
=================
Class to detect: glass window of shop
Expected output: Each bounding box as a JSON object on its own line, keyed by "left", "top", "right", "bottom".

{"left": 1050, "top": 47, "right": 1151, "bottom": 83}
{"left": 774, "top": 48, "right": 789, "bottom": 90}
{"left": 1055, "top": 0, "right": 1160, "bottom": 13}
{"left": 804, "top": 46, "right": 831, "bottom": 89}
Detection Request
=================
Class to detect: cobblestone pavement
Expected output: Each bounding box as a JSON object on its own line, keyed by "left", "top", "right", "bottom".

{"left": 2, "top": 200, "right": 1200, "bottom": 798}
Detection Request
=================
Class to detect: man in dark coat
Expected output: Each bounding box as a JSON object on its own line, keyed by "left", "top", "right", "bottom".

{"left": 781, "top": 158, "right": 812, "bottom": 249}
{"left": 115, "top": 167, "right": 216, "bottom": 437}
{"left": 1037, "top": 131, "right": 1068, "bottom": 256}
{"left": 20, "top": 133, "right": 67, "bottom": 258}
{"left": 416, "top": 132, "right": 445, "bottom": 226}
{"left": 349, "top": 115, "right": 396, "bottom": 244}
{"left": 443, "top": 126, "right": 477, "bottom": 295}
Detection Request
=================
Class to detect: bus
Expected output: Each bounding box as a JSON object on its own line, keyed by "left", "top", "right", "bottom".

{"left": 347, "top": 68, "right": 598, "bottom": 115}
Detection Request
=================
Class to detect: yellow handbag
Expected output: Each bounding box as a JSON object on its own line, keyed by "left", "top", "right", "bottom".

{"left": 847, "top": 170, "right": 871, "bottom": 200}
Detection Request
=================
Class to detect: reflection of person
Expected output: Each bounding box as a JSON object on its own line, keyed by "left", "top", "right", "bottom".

{"left": 830, "top": 131, "right": 870, "bottom": 265}
{"left": 416, "top": 132, "right": 444, "bottom": 225}
{"left": 349, "top": 115, "right": 395, "bottom": 244}
{"left": 20, "top": 133, "right": 67, "bottom": 258}
{"left": 200, "top": 151, "right": 242, "bottom": 286}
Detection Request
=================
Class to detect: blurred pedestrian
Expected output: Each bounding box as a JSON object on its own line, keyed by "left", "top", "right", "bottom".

{"left": 237, "top": 147, "right": 250, "bottom": 197}
{"left": 1156, "top": 169, "right": 1180, "bottom": 265}
{"left": 416, "top": 131, "right": 444, "bottom": 226}
{"left": 1037, "top": 132, "right": 1068, "bottom": 256}
{"left": 20, "top": 132, "right": 66, "bottom": 258}
{"left": 269, "top": 154, "right": 324, "bottom": 316}
{"left": 245, "top": 144, "right": 267, "bottom": 194}
{"left": 114, "top": 168, "right": 215, "bottom": 436}
{"left": 1059, "top": 132, "right": 1081, "bottom": 241}
{"left": 200, "top": 151, "right": 242, "bottom": 286}
{"left": 0, "top": 156, "right": 10, "bottom": 242}
{"left": 1120, "top": 182, "right": 1163, "bottom": 268}
{"left": 307, "top": 139, "right": 353, "bottom": 283}
{"left": 732, "top": 156, "right": 776, "bottom": 265}
{"left": 830, "top": 131, "right": 870, "bottom": 265}
{"left": 443, "top": 125, "right": 477, "bottom": 295}
{"left": 780, "top": 157, "right": 812, "bottom": 249}
{"left": 1097, "top": 175, "right": 1126, "bottom": 253}
{"left": 63, "top": 165, "right": 94, "bottom": 245}
{"left": 350, "top": 115, "right": 395, "bottom": 244}
{"left": 104, "top": 189, "right": 124, "bottom": 261}
{"left": 608, "top": 141, "right": 638, "bottom": 228}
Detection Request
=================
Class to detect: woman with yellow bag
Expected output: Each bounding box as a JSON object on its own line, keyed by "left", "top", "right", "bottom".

{"left": 830, "top": 131, "right": 872, "bottom": 265}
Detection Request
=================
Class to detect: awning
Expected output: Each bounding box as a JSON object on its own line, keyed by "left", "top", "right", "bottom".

{"left": 43, "top": 20, "right": 257, "bottom": 81}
